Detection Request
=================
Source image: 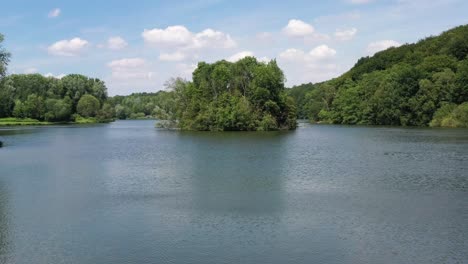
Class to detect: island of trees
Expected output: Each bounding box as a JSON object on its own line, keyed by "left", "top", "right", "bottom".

{"left": 1, "top": 24, "right": 468, "bottom": 129}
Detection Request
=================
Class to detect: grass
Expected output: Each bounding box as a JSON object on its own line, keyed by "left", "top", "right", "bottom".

{"left": 0, "top": 118, "right": 53, "bottom": 126}
{"left": 73, "top": 116, "right": 98, "bottom": 124}
{"left": 0, "top": 117, "right": 113, "bottom": 126}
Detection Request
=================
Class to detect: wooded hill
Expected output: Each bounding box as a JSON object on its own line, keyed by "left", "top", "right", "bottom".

{"left": 288, "top": 25, "right": 468, "bottom": 127}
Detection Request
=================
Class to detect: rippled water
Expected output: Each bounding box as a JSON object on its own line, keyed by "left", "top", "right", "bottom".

{"left": 0, "top": 120, "right": 467, "bottom": 264}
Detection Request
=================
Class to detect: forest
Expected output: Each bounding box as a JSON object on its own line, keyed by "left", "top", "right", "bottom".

{"left": 287, "top": 25, "right": 468, "bottom": 127}
{"left": 1, "top": 24, "right": 468, "bottom": 128}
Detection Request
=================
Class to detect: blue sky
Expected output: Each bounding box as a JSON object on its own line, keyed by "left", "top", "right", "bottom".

{"left": 1, "top": 0, "right": 467, "bottom": 95}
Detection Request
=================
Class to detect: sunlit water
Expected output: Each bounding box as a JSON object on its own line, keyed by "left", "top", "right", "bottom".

{"left": 0, "top": 120, "right": 467, "bottom": 264}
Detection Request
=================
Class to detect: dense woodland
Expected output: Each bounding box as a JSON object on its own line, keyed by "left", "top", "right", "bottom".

{"left": 163, "top": 58, "right": 297, "bottom": 131}
{"left": 287, "top": 25, "right": 468, "bottom": 127}
{"left": 1, "top": 24, "right": 468, "bottom": 128}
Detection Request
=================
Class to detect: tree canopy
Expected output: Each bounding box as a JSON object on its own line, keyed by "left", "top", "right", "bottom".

{"left": 166, "top": 57, "right": 297, "bottom": 131}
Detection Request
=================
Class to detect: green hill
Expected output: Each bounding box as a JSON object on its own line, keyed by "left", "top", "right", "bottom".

{"left": 288, "top": 24, "right": 468, "bottom": 127}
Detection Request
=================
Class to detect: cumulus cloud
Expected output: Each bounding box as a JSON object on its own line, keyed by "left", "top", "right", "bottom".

{"left": 107, "top": 58, "right": 146, "bottom": 69}
{"left": 142, "top": 25, "right": 236, "bottom": 50}
{"left": 44, "top": 73, "right": 66, "bottom": 79}
{"left": 334, "top": 28, "right": 357, "bottom": 41}
{"left": 366, "top": 40, "right": 401, "bottom": 54}
{"left": 283, "top": 19, "right": 315, "bottom": 37}
{"left": 279, "top": 45, "right": 336, "bottom": 62}
{"left": 309, "top": 45, "right": 337, "bottom": 60}
{"left": 277, "top": 45, "right": 340, "bottom": 85}
{"left": 48, "top": 38, "right": 89, "bottom": 56}
{"left": 159, "top": 51, "right": 186, "bottom": 62}
{"left": 107, "top": 58, "right": 153, "bottom": 80}
{"left": 227, "top": 51, "right": 254, "bottom": 62}
{"left": 279, "top": 48, "right": 306, "bottom": 61}
{"left": 107, "top": 36, "right": 128, "bottom": 50}
{"left": 48, "top": 8, "right": 61, "bottom": 18}
{"left": 176, "top": 63, "right": 197, "bottom": 78}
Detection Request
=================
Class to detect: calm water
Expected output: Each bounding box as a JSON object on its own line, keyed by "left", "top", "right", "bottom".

{"left": 0, "top": 120, "right": 467, "bottom": 264}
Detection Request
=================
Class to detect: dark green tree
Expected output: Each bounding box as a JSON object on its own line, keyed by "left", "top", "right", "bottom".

{"left": 77, "top": 94, "right": 100, "bottom": 117}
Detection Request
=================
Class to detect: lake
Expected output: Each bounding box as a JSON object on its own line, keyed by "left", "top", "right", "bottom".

{"left": 0, "top": 120, "right": 467, "bottom": 264}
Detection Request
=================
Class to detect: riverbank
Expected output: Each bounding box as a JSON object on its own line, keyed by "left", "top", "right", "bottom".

{"left": 0, "top": 117, "right": 114, "bottom": 126}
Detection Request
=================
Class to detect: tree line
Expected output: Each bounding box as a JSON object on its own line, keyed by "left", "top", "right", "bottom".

{"left": 2, "top": 25, "right": 468, "bottom": 129}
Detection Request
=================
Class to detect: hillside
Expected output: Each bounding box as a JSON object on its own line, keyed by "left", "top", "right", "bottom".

{"left": 288, "top": 24, "right": 468, "bottom": 127}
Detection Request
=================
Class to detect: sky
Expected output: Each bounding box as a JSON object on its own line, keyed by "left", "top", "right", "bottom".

{"left": 1, "top": 0, "right": 467, "bottom": 95}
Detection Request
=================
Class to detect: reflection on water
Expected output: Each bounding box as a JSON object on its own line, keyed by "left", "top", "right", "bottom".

{"left": 0, "top": 183, "right": 10, "bottom": 263}
{"left": 0, "top": 121, "right": 467, "bottom": 264}
{"left": 180, "top": 132, "right": 289, "bottom": 214}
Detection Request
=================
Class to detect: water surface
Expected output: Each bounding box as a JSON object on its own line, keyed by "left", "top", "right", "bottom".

{"left": 0, "top": 120, "right": 467, "bottom": 264}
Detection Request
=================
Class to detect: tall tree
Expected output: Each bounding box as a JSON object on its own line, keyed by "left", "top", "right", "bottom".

{"left": 0, "top": 33, "right": 10, "bottom": 78}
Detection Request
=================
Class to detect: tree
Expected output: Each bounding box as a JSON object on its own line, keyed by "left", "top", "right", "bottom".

{"left": 77, "top": 94, "right": 100, "bottom": 117}
{"left": 171, "top": 57, "right": 296, "bottom": 131}
{"left": 44, "top": 98, "right": 72, "bottom": 121}
{"left": 0, "top": 33, "right": 10, "bottom": 78}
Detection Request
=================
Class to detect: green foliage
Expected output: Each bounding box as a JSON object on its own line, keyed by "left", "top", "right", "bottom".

{"left": 77, "top": 94, "right": 100, "bottom": 117}
{"left": 170, "top": 57, "right": 296, "bottom": 131}
{"left": 430, "top": 102, "right": 468, "bottom": 128}
{"left": 107, "top": 91, "right": 175, "bottom": 120}
{"left": 0, "top": 72, "right": 109, "bottom": 123}
{"left": 0, "top": 33, "right": 11, "bottom": 78}
{"left": 429, "top": 103, "right": 456, "bottom": 127}
{"left": 129, "top": 112, "right": 146, "bottom": 119}
{"left": 0, "top": 117, "right": 52, "bottom": 126}
{"left": 44, "top": 98, "right": 72, "bottom": 122}
{"left": 289, "top": 24, "right": 468, "bottom": 127}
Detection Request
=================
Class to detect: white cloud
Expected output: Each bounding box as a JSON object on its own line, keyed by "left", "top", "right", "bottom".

{"left": 107, "top": 36, "right": 128, "bottom": 50}
{"left": 227, "top": 51, "right": 254, "bottom": 62}
{"left": 176, "top": 63, "right": 197, "bottom": 78}
{"left": 279, "top": 48, "right": 306, "bottom": 61}
{"left": 279, "top": 45, "right": 336, "bottom": 63}
{"left": 159, "top": 51, "right": 186, "bottom": 62}
{"left": 335, "top": 28, "right": 357, "bottom": 41}
{"left": 142, "top": 25, "right": 192, "bottom": 46}
{"left": 44, "top": 73, "right": 66, "bottom": 79}
{"left": 309, "top": 45, "right": 337, "bottom": 60}
{"left": 107, "top": 58, "right": 153, "bottom": 81}
{"left": 48, "top": 38, "right": 89, "bottom": 56}
{"left": 24, "top": 67, "right": 38, "bottom": 74}
{"left": 107, "top": 58, "right": 146, "bottom": 69}
{"left": 48, "top": 8, "right": 61, "bottom": 18}
{"left": 366, "top": 40, "right": 401, "bottom": 54}
{"left": 142, "top": 25, "right": 236, "bottom": 50}
{"left": 283, "top": 19, "right": 315, "bottom": 37}
{"left": 192, "top": 29, "right": 236, "bottom": 49}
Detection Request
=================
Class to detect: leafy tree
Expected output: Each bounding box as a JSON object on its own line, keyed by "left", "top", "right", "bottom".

{"left": 169, "top": 57, "right": 296, "bottom": 131}
{"left": 44, "top": 98, "right": 72, "bottom": 121}
{"left": 0, "top": 33, "right": 10, "bottom": 78}
{"left": 77, "top": 94, "right": 100, "bottom": 117}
